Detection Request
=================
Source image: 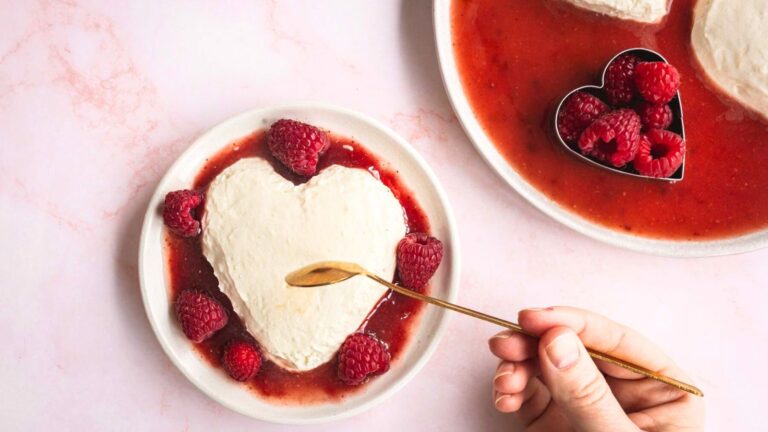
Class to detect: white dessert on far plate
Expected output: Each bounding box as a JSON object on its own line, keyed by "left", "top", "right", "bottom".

{"left": 561, "top": 0, "right": 669, "bottom": 23}
{"left": 202, "top": 158, "right": 406, "bottom": 371}
{"left": 692, "top": 0, "right": 768, "bottom": 119}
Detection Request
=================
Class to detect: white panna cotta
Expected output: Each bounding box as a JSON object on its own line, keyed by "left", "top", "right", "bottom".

{"left": 692, "top": 0, "right": 768, "bottom": 119}
{"left": 561, "top": 0, "right": 669, "bottom": 23}
{"left": 202, "top": 158, "right": 406, "bottom": 371}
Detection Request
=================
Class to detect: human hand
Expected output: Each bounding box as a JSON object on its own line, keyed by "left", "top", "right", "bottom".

{"left": 489, "top": 307, "right": 704, "bottom": 431}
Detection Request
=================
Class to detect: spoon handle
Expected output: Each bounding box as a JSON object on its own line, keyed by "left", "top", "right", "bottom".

{"left": 366, "top": 273, "right": 703, "bottom": 397}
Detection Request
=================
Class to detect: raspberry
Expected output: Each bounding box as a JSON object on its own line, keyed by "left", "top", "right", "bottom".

{"left": 578, "top": 109, "right": 641, "bottom": 168}
{"left": 557, "top": 91, "right": 610, "bottom": 143}
{"left": 633, "top": 129, "right": 685, "bottom": 178}
{"left": 396, "top": 233, "right": 444, "bottom": 291}
{"left": 604, "top": 54, "right": 640, "bottom": 105}
{"left": 267, "top": 119, "right": 330, "bottom": 176}
{"left": 222, "top": 340, "right": 262, "bottom": 382}
{"left": 163, "top": 189, "right": 203, "bottom": 237}
{"left": 634, "top": 62, "right": 680, "bottom": 105}
{"left": 634, "top": 101, "right": 673, "bottom": 130}
{"left": 337, "top": 333, "right": 390, "bottom": 386}
{"left": 174, "top": 290, "right": 228, "bottom": 343}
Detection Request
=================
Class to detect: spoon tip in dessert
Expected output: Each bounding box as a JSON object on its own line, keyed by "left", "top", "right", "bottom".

{"left": 285, "top": 261, "right": 364, "bottom": 287}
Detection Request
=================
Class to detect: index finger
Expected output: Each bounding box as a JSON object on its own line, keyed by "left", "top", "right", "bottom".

{"left": 518, "top": 306, "right": 688, "bottom": 380}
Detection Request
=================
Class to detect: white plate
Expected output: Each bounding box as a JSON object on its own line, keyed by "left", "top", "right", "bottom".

{"left": 433, "top": 0, "right": 768, "bottom": 257}
{"left": 138, "top": 103, "right": 460, "bottom": 424}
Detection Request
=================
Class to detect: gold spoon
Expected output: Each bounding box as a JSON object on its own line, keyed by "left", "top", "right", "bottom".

{"left": 285, "top": 261, "right": 703, "bottom": 397}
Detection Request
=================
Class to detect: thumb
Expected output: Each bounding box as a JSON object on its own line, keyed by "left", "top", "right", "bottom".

{"left": 538, "top": 327, "right": 637, "bottom": 432}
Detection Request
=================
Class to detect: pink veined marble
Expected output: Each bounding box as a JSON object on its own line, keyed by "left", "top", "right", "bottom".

{"left": 0, "top": 1, "right": 765, "bottom": 431}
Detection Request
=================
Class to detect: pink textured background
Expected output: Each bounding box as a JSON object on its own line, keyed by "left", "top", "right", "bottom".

{"left": 2, "top": 1, "right": 765, "bottom": 431}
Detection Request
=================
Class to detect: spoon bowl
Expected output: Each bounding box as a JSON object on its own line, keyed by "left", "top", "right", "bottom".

{"left": 554, "top": 48, "right": 686, "bottom": 181}
{"left": 285, "top": 261, "right": 363, "bottom": 287}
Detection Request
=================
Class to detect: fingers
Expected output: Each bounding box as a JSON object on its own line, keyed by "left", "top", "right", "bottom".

{"left": 494, "top": 390, "right": 524, "bottom": 413}
{"left": 492, "top": 360, "right": 537, "bottom": 413}
{"left": 493, "top": 360, "right": 537, "bottom": 395}
{"left": 489, "top": 330, "right": 539, "bottom": 415}
{"left": 519, "top": 306, "right": 685, "bottom": 379}
{"left": 537, "top": 326, "right": 637, "bottom": 431}
{"left": 494, "top": 375, "right": 552, "bottom": 424}
{"left": 489, "top": 330, "right": 537, "bottom": 362}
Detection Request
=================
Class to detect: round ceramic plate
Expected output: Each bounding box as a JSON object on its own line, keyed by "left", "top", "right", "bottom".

{"left": 433, "top": 0, "right": 768, "bottom": 257}
{"left": 138, "top": 104, "right": 460, "bottom": 424}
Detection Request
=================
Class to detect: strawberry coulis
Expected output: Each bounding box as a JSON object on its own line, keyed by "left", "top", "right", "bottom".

{"left": 165, "top": 130, "right": 430, "bottom": 403}
{"left": 452, "top": 0, "right": 768, "bottom": 239}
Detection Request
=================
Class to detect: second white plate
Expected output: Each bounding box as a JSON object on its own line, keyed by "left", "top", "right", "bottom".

{"left": 433, "top": 0, "right": 768, "bottom": 257}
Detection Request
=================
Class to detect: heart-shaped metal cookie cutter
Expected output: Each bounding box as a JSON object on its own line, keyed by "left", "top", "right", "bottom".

{"left": 554, "top": 48, "right": 685, "bottom": 181}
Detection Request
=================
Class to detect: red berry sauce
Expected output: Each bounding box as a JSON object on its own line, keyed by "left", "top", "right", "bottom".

{"left": 453, "top": 0, "right": 768, "bottom": 239}
{"left": 165, "top": 130, "right": 431, "bottom": 404}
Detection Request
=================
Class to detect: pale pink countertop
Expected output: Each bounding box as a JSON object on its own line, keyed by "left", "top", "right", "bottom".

{"left": 2, "top": 1, "right": 765, "bottom": 431}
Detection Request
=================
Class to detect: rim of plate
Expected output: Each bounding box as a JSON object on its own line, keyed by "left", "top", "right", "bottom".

{"left": 432, "top": 0, "right": 768, "bottom": 257}
{"left": 138, "top": 103, "right": 460, "bottom": 424}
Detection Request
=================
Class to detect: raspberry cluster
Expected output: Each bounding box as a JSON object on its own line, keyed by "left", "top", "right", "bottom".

{"left": 557, "top": 54, "right": 685, "bottom": 178}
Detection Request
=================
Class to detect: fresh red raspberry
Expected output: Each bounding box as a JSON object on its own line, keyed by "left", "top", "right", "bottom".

{"left": 222, "top": 340, "right": 262, "bottom": 382}
{"left": 604, "top": 54, "right": 640, "bottom": 105}
{"left": 578, "top": 109, "right": 641, "bottom": 167}
{"left": 163, "top": 189, "right": 203, "bottom": 237}
{"left": 396, "top": 233, "right": 444, "bottom": 291}
{"left": 557, "top": 91, "right": 610, "bottom": 143}
{"left": 634, "top": 101, "right": 673, "bottom": 130}
{"left": 634, "top": 62, "right": 680, "bottom": 104}
{"left": 267, "top": 119, "right": 330, "bottom": 176}
{"left": 633, "top": 129, "right": 685, "bottom": 178}
{"left": 337, "top": 333, "right": 390, "bottom": 386}
{"left": 174, "top": 290, "right": 228, "bottom": 343}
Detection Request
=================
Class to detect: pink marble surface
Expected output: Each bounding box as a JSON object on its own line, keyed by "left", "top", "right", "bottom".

{"left": 2, "top": 1, "right": 766, "bottom": 430}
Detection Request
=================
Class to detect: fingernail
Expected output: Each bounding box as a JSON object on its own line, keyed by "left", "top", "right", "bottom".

{"left": 493, "top": 371, "right": 514, "bottom": 382}
{"left": 545, "top": 331, "right": 580, "bottom": 369}
{"left": 494, "top": 394, "right": 511, "bottom": 407}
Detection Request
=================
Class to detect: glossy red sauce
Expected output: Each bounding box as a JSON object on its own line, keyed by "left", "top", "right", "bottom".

{"left": 165, "top": 130, "right": 430, "bottom": 403}
{"left": 452, "top": 0, "right": 768, "bottom": 239}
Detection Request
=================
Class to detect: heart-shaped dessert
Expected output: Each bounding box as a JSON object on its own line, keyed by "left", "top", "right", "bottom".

{"left": 554, "top": 48, "right": 686, "bottom": 181}
{"left": 201, "top": 157, "right": 406, "bottom": 371}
